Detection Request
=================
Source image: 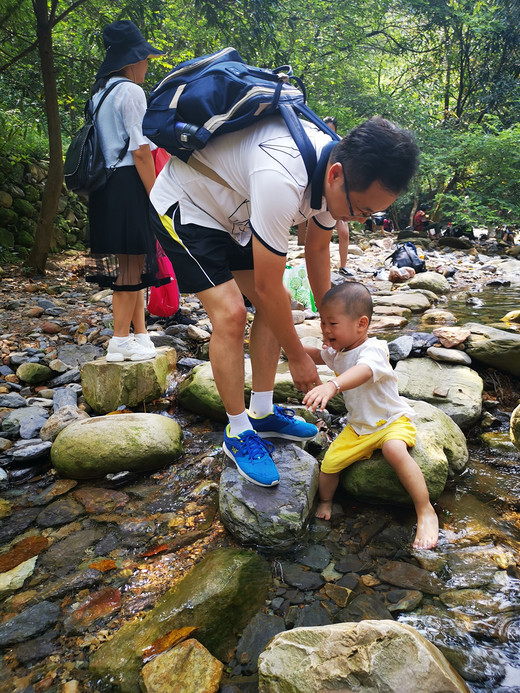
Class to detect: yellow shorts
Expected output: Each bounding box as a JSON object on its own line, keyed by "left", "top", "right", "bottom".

{"left": 321, "top": 415, "right": 416, "bottom": 474}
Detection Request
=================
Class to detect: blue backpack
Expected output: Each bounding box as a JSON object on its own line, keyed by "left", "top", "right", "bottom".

{"left": 142, "top": 47, "right": 340, "bottom": 180}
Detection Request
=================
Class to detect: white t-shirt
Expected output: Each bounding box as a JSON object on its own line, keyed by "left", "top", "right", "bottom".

{"left": 321, "top": 337, "right": 415, "bottom": 435}
{"left": 150, "top": 116, "right": 336, "bottom": 255}
{"left": 93, "top": 78, "right": 155, "bottom": 169}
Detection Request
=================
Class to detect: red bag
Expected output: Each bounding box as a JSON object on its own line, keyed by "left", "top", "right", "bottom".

{"left": 147, "top": 246, "right": 180, "bottom": 317}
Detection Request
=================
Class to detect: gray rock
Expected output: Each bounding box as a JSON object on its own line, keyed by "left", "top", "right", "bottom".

{"left": 294, "top": 601, "right": 332, "bottom": 627}
{"left": 235, "top": 613, "right": 286, "bottom": 673}
{"left": 387, "top": 335, "right": 414, "bottom": 361}
{"left": 40, "top": 405, "right": 90, "bottom": 442}
{"left": 57, "top": 343, "right": 104, "bottom": 367}
{"left": 464, "top": 322, "right": 520, "bottom": 376}
{"left": 0, "top": 392, "right": 27, "bottom": 408}
{"left": 39, "top": 528, "right": 105, "bottom": 576}
{"left": 427, "top": 346, "right": 472, "bottom": 365}
{"left": 0, "top": 601, "right": 61, "bottom": 647}
{"left": 10, "top": 439, "right": 52, "bottom": 462}
{"left": 47, "top": 367, "right": 81, "bottom": 388}
{"left": 278, "top": 563, "right": 325, "bottom": 591}
{"left": 36, "top": 496, "right": 85, "bottom": 527}
{"left": 219, "top": 443, "right": 319, "bottom": 548}
{"left": 293, "top": 544, "right": 331, "bottom": 571}
{"left": 396, "top": 358, "right": 482, "bottom": 429}
{"left": 18, "top": 408, "right": 50, "bottom": 439}
{"left": 2, "top": 406, "right": 49, "bottom": 439}
{"left": 35, "top": 569, "right": 103, "bottom": 603}
{"left": 53, "top": 386, "right": 78, "bottom": 410}
{"left": 408, "top": 271, "right": 451, "bottom": 294}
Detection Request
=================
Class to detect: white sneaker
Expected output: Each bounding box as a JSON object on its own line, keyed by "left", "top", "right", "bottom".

{"left": 134, "top": 333, "right": 157, "bottom": 355}
{"left": 106, "top": 337, "right": 155, "bottom": 362}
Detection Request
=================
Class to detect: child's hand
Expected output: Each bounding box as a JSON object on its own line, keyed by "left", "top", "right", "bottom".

{"left": 303, "top": 381, "right": 336, "bottom": 412}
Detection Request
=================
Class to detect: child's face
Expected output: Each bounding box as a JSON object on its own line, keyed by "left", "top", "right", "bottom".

{"left": 320, "top": 300, "right": 368, "bottom": 351}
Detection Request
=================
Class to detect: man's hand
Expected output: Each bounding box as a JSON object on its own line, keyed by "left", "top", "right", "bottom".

{"left": 288, "top": 352, "right": 322, "bottom": 393}
{"left": 303, "top": 380, "right": 337, "bottom": 412}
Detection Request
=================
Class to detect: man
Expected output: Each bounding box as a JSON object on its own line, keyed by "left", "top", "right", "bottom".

{"left": 150, "top": 116, "right": 419, "bottom": 488}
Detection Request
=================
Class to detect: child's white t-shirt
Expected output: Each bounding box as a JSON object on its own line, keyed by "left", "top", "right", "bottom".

{"left": 321, "top": 337, "right": 415, "bottom": 435}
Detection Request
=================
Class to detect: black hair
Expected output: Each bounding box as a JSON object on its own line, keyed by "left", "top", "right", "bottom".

{"left": 321, "top": 282, "right": 373, "bottom": 323}
{"left": 90, "top": 70, "right": 125, "bottom": 96}
{"left": 323, "top": 116, "right": 337, "bottom": 130}
{"left": 330, "top": 116, "right": 419, "bottom": 194}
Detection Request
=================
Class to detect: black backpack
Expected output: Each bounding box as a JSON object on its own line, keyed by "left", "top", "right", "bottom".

{"left": 64, "top": 79, "right": 130, "bottom": 196}
{"left": 387, "top": 242, "right": 426, "bottom": 273}
{"left": 142, "top": 47, "right": 340, "bottom": 180}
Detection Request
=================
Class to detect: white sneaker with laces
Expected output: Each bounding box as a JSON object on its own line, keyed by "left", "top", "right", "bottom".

{"left": 106, "top": 337, "right": 155, "bottom": 362}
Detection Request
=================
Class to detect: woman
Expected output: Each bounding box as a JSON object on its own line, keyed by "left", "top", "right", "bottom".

{"left": 86, "top": 20, "right": 164, "bottom": 362}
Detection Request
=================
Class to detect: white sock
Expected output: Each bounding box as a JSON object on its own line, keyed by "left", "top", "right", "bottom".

{"left": 112, "top": 335, "right": 132, "bottom": 346}
{"left": 227, "top": 411, "right": 253, "bottom": 437}
{"left": 249, "top": 390, "right": 274, "bottom": 418}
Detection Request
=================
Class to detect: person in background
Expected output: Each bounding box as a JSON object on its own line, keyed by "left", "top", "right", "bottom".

{"left": 323, "top": 116, "right": 353, "bottom": 278}
{"left": 303, "top": 282, "right": 439, "bottom": 550}
{"left": 86, "top": 20, "right": 164, "bottom": 362}
{"left": 413, "top": 209, "right": 427, "bottom": 233}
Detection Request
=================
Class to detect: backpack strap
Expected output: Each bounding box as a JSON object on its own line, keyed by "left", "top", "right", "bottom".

{"left": 185, "top": 156, "right": 232, "bottom": 189}
{"left": 89, "top": 79, "right": 132, "bottom": 167}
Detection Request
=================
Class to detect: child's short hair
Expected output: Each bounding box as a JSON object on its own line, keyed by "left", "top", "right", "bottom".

{"left": 321, "top": 282, "right": 373, "bottom": 322}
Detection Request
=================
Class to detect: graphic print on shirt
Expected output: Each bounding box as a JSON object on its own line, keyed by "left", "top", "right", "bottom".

{"left": 259, "top": 136, "right": 306, "bottom": 187}
{"left": 229, "top": 199, "right": 252, "bottom": 244}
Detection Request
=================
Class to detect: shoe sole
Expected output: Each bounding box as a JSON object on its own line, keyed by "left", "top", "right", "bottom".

{"left": 106, "top": 353, "right": 155, "bottom": 362}
{"left": 222, "top": 442, "right": 279, "bottom": 487}
{"left": 254, "top": 430, "right": 317, "bottom": 441}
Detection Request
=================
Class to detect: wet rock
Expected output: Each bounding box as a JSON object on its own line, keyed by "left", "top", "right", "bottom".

{"left": 12, "top": 628, "right": 60, "bottom": 665}
{"left": 0, "top": 392, "right": 26, "bottom": 408}
{"left": 336, "top": 593, "right": 393, "bottom": 621}
{"left": 341, "top": 399, "right": 467, "bottom": 505}
{"left": 235, "top": 613, "right": 285, "bottom": 674}
{"left": 39, "top": 528, "right": 105, "bottom": 576}
{"left": 294, "top": 601, "right": 332, "bottom": 627}
{"left": 36, "top": 568, "right": 103, "bottom": 602}
{"left": 51, "top": 412, "right": 183, "bottom": 479}
{"left": 278, "top": 563, "right": 325, "bottom": 591}
{"left": 64, "top": 586, "right": 121, "bottom": 634}
{"left": 10, "top": 439, "right": 52, "bottom": 462}
{"left": 480, "top": 431, "right": 519, "bottom": 457}
{"left": 0, "top": 556, "right": 38, "bottom": 597}
{"left": 258, "top": 621, "right": 470, "bottom": 692}
{"left": 40, "top": 404, "right": 90, "bottom": 442}
{"left": 444, "top": 546, "right": 502, "bottom": 588}
{"left": 219, "top": 444, "right": 318, "bottom": 548}
{"left": 320, "top": 583, "right": 353, "bottom": 608}
{"left": 81, "top": 346, "right": 176, "bottom": 414}
{"left": 36, "top": 496, "right": 85, "bottom": 527}
{"left": 293, "top": 544, "right": 331, "bottom": 571}
{"left": 385, "top": 589, "right": 423, "bottom": 612}
{"left": 90, "top": 548, "right": 271, "bottom": 692}
{"left": 53, "top": 386, "right": 78, "bottom": 410}
{"left": 439, "top": 589, "right": 507, "bottom": 616}
{"left": 0, "top": 507, "right": 40, "bottom": 544}
{"left": 387, "top": 334, "right": 413, "bottom": 361}
{"left": 511, "top": 403, "right": 520, "bottom": 451}
{"left": 408, "top": 271, "right": 451, "bottom": 294}
{"left": 16, "top": 362, "right": 52, "bottom": 384}
{"left": 2, "top": 405, "right": 49, "bottom": 439}
{"left": 0, "top": 601, "right": 61, "bottom": 647}
{"left": 376, "top": 560, "right": 445, "bottom": 594}
{"left": 73, "top": 486, "right": 130, "bottom": 513}
{"left": 396, "top": 359, "right": 482, "bottom": 429}
{"left": 465, "top": 322, "right": 520, "bottom": 376}
{"left": 140, "top": 639, "right": 223, "bottom": 693}
{"left": 427, "top": 346, "right": 472, "bottom": 365}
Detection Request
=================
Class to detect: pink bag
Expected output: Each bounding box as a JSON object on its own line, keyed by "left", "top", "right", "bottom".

{"left": 148, "top": 248, "right": 180, "bottom": 317}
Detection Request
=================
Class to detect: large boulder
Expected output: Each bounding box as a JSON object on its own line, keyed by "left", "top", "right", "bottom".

{"left": 81, "top": 346, "right": 176, "bottom": 414}
{"left": 219, "top": 443, "right": 319, "bottom": 547}
{"left": 407, "top": 271, "right": 451, "bottom": 295}
{"left": 511, "top": 404, "right": 520, "bottom": 451}
{"left": 51, "top": 413, "right": 183, "bottom": 479}
{"left": 90, "top": 548, "right": 271, "bottom": 693}
{"left": 340, "top": 399, "right": 468, "bottom": 505}
{"left": 464, "top": 322, "right": 520, "bottom": 376}
{"left": 258, "top": 621, "right": 470, "bottom": 693}
{"left": 395, "top": 358, "right": 482, "bottom": 429}
{"left": 372, "top": 291, "right": 433, "bottom": 312}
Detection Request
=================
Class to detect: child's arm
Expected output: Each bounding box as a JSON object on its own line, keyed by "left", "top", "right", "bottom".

{"left": 303, "top": 344, "right": 326, "bottom": 366}
{"left": 303, "top": 363, "right": 373, "bottom": 412}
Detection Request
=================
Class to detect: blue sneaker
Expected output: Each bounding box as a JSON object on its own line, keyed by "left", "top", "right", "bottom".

{"left": 248, "top": 405, "right": 318, "bottom": 441}
{"left": 223, "top": 426, "right": 280, "bottom": 487}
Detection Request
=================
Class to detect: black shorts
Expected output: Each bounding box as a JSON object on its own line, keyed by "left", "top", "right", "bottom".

{"left": 150, "top": 205, "right": 254, "bottom": 294}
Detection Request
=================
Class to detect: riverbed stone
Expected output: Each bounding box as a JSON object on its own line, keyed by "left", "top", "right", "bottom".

{"left": 80, "top": 346, "right": 177, "bottom": 414}
{"left": 395, "top": 358, "right": 482, "bottom": 428}
{"left": 90, "top": 548, "right": 271, "bottom": 693}
{"left": 0, "top": 601, "right": 61, "bottom": 647}
{"left": 372, "top": 291, "right": 433, "bottom": 312}
{"left": 2, "top": 405, "right": 49, "bottom": 439}
{"left": 427, "top": 346, "right": 472, "bottom": 365}
{"left": 408, "top": 271, "right": 451, "bottom": 294}
{"left": 510, "top": 403, "right": 520, "bottom": 451}
{"left": 16, "top": 362, "right": 53, "bottom": 384}
{"left": 235, "top": 613, "right": 286, "bottom": 674}
{"left": 140, "top": 639, "right": 223, "bottom": 693}
{"left": 50, "top": 412, "right": 183, "bottom": 479}
{"left": 258, "top": 621, "right": 470, "bottom": 693}
{"left": 39, "top": 404, "right": 90, "bottom": 442}
{"left": 340, "top": 399, "right": 468, "bottom": 505}
{"left": 464, "top": 322, "right": 520, "bottom": 376}
{"left": 377, "top": 560, "right": 445, "bottom": 594}
{"left": 219, "top": 443, "right": 319, "bottom": 547}
{"left": 0, "top": 556, "right": 38, "bottom": 598}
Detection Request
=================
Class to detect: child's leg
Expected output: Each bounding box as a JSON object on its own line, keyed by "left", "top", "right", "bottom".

{"left": 381, "top": 439, "right": 439, "bottom": 549}
{"left": 316, "top": 471, "right": 340, "bottom": 520}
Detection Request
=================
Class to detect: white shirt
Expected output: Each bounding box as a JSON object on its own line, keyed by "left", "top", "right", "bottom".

{"left": 150, "top": 116, "right": 336, "bottom": 255}
{"left": 93, "top": 77, "right": 155, "bottom": 169}
{"left": 321, "top": 337, "right": 415, "bottom": 435}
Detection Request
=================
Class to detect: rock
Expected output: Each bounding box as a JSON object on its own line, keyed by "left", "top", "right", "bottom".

{"left": 140, "top": 639, "right": 223, "bottom": 693}
{"left": 511, "top": 404, "right": 520, "bottom": 451}
{"left": 36, "top": 496, "right": 85, "bottom": 527}
{"left": 433, "top": 327, "right": 471, "bottom": 348}
{"left": 372, "top": 291, "right": 433, "bottom": 312}
{"left": 481, "top": 431, "right": 519, "bottom": 457}
{"left": 16, "top": 362, "right": 53, "bottom": 384}
{"left": 377, "top": 560, "right": 445, "bottom": 594}
{"left": 341, "top": 399, "right": 468, "bottom": 505}
{"left": 53, "top": 387, "right": 78, "bottom": 410}
{"left": 235, "top": 613, "right": 286, "bottom": 674}
{"left": 0, "top": 601, "right": 61, "bottom": 647}
{"left": 10, "top": 439, "right": 52, "bottom": 462}
{"left": 408, "top": 271, "right": 451, "bottom": 294}
{"left": 387, "top": 335, "right": 413, "bottom": 361}
{"left": 0, "top": 556, "right": 38, "bottom": 598}
{"left": 278, "top": 563, "right": 325, "bottom": 591}
{"left": 81, "top": 346, "right": 177, "bottom": 414}
{"left": 2, "top": 406, "right": 49, "bottom": 439}
{"left": 395, "top": 358, "right": 482, "bottom": 429}
{"left": 51, "top": 413, "right": 183, "bottom": 479}
{"left": 421, "top": 308, "right": 457, "bottom": 324}
{"left": 39, "top": 528, "right": 105, "bottom": 577}
{"left": 57, "top": 343, "right": 104, "bottom": 367}
{"left": 0, "top": 392, "right": 27, "bottom": 408}
{"left": 219, "top": 443, "right": 319, "bottom": 548}
{"left": 427, "top": 346, "right": 472, "bottom": 365}
{"left": 336, "top": 593, "right": 393, "bottom": 621}
{"left": 90, "top": 548, "right": 271, "bottom": 693}
{"left": 464, "top": 322, "right": 520, "bottom": 376}
{"left": 39, "top": 404, "right": 90, "bottom": 442}
{"left": 258, "top": 621, "right": 470, "bottom": 692}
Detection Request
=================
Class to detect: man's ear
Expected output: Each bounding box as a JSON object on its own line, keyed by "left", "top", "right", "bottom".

{"left": 327, "top": 161, "right": 343, "bottom": 185}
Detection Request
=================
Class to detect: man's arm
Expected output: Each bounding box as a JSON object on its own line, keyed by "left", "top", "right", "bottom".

{"left": 251, "top": 236, "right": 321, "bottom": 392}
{"left": 305, "top": 217, "right": 333, "bottom": 311}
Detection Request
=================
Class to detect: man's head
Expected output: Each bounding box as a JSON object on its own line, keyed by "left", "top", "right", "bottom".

{"left": 320, "top": 282, "right": 372, "bottom": 351}
{"left": 323, "top": 116, "right": 338, "bottom": 133}
{"left": 324, "top": 117, "right": 419, "bottom": 223}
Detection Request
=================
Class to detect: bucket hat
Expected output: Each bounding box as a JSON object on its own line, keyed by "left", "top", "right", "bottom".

{"left": 95, "top": 20, "right": 164, "bottom": 79}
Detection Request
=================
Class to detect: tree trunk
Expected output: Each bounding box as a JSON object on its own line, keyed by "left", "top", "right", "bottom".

{"left": 24, "top": 0, "right": 63, "bottom": 275}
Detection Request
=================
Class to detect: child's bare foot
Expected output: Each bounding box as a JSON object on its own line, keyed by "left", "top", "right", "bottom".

{"left": 413, "top": 503, "right": 439, "bottom": 550}
{"left": 315, "top": 500, "right": 332, "bottom": 520}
